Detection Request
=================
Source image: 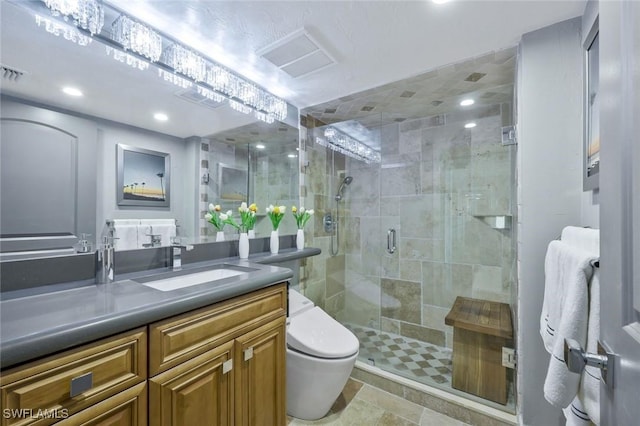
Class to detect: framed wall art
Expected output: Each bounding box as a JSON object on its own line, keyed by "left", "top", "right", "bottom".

{"left": 117, "top": 144, "right": 170, "bottom": 207}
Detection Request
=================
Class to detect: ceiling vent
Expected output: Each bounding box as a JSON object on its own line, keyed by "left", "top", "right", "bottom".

{"left": 1, "top": 64, "right": 26, "bottom": 82}
{"left": 257, "top": 29, "right": 336, "bottom": 79}
{"left": 174, "top": 87, "right": 225, "bottom": 110}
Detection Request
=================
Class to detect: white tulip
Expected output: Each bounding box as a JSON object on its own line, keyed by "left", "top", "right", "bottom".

{"left": 307, "top": 209, "right": 314, "bottom": 216}
{"left": 279, "top": 205, "right": 286, "bottom": 213}
{"left": 220, "top": 213, "right": 228, "bottom": 220}
{"left": 240, "top": 202, "right": 247, "bottom": 210}
{"left": 208, "top": 203, "right": 215, "bottom": 211}
{"left": 204, "top": 213, "right": 213, "bottom": 221}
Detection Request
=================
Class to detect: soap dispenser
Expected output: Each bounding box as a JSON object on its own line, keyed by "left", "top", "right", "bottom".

{"left": 75, "top": 233, "right": 93, "bottom": 253}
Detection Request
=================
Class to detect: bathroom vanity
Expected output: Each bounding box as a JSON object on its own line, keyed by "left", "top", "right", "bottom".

{"left": 0, "top": 254, "right": 303, "bottom": 426}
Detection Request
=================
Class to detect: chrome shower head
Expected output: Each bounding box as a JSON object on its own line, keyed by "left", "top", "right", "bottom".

{"left": 335, "top": 176, "right": 353, "bottom": 201}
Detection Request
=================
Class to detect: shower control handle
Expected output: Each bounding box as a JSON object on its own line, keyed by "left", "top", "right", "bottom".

{"left": 387, "top": 228, "right": 396, "bottom": 254}
{"left": 324, "top": 213, "right": 334, "bottom": 233}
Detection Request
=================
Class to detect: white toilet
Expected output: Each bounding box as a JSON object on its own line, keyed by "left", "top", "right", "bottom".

{"left": 286, "top": 289, "right": 360, "bottom": 420}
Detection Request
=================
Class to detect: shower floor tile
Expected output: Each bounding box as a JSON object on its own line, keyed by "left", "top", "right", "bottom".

{"left": 345, "top": 323, "right": 454, "bottom": 387}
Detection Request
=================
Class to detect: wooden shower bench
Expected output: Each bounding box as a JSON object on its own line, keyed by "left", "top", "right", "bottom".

{"left": 445, "top": 296, "right": 513, "bottom": 404}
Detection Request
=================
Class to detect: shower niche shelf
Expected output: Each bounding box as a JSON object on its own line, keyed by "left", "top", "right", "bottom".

{"left": 472, "top": 215, "right": 512, "bottom": 230}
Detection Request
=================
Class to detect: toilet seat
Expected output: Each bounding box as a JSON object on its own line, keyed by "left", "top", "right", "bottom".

{"left": 287, "top": 307, "right": 359, "bottom": 359}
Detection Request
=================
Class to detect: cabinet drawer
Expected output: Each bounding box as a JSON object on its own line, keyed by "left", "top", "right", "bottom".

{"left": 149, "top": 283, "right": 287, "bottom": 375}
{"left": 0, "top": 328, "right": 146, "bottom": 426}
{"left": 56, "top": 382, "right": 147, "bottom": 426}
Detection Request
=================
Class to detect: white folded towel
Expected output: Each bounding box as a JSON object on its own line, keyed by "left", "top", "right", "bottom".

{"left": 541, "top": 240, "right": 596, "bottom": 408}
{"left": 113, "top": 224, "right": 139, "bottom": 251}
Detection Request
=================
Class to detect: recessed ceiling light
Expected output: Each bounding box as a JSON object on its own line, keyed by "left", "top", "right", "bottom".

{"left": 154, "top": 112, "right": 168, "bottom": 121}
{"left": 62, "top": 87, "right": 83, "bottom": 97}
{"left": 464, "top": 122, "right": 477, "bottom": 129}
{"left": 256, "top": 144, "right": 266, "bottom": 149}
{"left": 460, "top": 98, "right": 475, "bottom": 106}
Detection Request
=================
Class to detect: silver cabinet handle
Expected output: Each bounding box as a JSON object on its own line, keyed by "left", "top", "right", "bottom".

{"left": 387, "top": 229, "right": 396, "bottom": 254}
{"left": 70, "top": 372, "right": 93, "bottom": 398}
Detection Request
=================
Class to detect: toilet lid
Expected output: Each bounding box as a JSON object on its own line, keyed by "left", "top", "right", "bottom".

{"left": 287, "top": 307, "right": 360, "bottom": 359}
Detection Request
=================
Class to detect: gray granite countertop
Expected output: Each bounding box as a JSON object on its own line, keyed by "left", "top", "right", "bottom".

{"left": 0, "top": 247, "right": 319, "bottom": 369}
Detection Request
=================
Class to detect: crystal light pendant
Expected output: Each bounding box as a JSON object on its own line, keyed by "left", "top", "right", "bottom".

{"left": 108, "top": 14, "right": 162, "bottom": 70}
{"left": 163, "top": 43, "right": 208, "bottom": 82}
{"left": 41, "top": 0, "right": 104, "bottom": 35}
{"left": 318, "top": 127, "right": 381, "bottom": 164}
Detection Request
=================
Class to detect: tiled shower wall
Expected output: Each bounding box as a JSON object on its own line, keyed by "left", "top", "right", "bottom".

{"left": 345, "top": 107, "right": 515, "bottom": 348}
{"left": 301, "top": 107, "right": 516, "bottom": 349}
{"left": 298, "top": 119, "right": 349, "bottom": 312}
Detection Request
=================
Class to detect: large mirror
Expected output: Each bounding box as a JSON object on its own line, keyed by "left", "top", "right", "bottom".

{"left": 0, "top": 1, "right": 299, "bottom": 258}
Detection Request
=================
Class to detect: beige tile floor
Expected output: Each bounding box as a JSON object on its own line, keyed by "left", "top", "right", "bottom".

{"left": 287, "top": 379, "right": 470, "bottom": 426}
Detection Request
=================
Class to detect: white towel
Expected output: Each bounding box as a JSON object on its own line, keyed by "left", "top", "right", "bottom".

{"left": 563, "top": 398, "right": 593, "bottom": 425}
{"left": 561, "top": 226, "right": 600, "bottom": 256}
{"left": 541, "top": 240, "right": 596, "bottom": 408}
{"left": 571, "top": 269, "right": 600, "bottom": 425}
{"left": 113, "top": 224, "right": 139, "bottom": 251}
{"left": 561, "top": 226, "right": 600, "bottom": 425}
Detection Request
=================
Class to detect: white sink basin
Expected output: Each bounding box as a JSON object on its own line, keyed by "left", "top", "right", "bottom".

{"left": 137, "top": 265, "right": 256, "bottom": 292}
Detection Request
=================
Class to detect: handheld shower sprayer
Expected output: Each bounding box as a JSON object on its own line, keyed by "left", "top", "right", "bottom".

{"left": 335, "top": 176, "right": 353, "bottom": 201}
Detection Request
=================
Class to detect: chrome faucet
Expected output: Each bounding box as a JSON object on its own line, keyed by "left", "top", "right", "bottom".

{"left": 143, "top": 226, "right": 162, "bottom": 248}
{"left": 96, "top": 235, "right": 117, "bottom": 284}
{"left": 171, "top": 239, "right": 194, "bottom": 271}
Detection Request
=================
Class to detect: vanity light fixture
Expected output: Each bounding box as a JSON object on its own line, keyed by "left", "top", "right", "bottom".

{"left": 256, "top": 144, "right": 266, "bottom": 150}
{"left": 464, "top": 122, "right": 477, "bottom": 129}
{"left": 153, "top": 112, "right": 168, "bottom": 121}
{"left": 318, "top": 127, "right": 381, "bottom": 164}
{"left": 460, "top": 98, "right": 475, "bottom": 106}
{"left": 62, "top": 86, "right": 83, "bottom": 97}
{"left": 288, "top": 154, "right": 297, "bottom": 158}
{"left": 30, "top": 0, "right": 288, "bottom": 124}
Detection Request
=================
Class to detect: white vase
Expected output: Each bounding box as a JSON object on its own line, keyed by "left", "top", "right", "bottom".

{"left": 248, "top": 229, "right": 256, "bottom": 239}
{"left": 239, "top": 233, "right": 249, "bottom": 259}
{"left": 216, "top": 231, "right": 225, "bottom": 242}
{"left": 270, "top": 230, "right": 279, "bottom": 254}
{"left": 296, "top": 229, "right": 305, "bottom": 250}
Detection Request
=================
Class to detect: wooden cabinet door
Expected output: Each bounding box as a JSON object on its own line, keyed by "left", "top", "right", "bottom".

{"left": 234, "top": 317, "right": 286, "bottom": 426}
{"left": 56, "top": 383, "right": 147, "bottom": 426}
{"left": 149, "top": 341, "right": 234, "bottom": 426}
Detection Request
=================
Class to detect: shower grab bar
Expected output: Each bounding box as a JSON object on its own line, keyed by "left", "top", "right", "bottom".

{"left": 387, "top": 228, "right": 396, "bottom": 254}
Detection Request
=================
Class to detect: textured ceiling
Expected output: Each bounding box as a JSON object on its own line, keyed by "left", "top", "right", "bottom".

{"left": 303, "top": 47, "right": 516, "bottom": 129}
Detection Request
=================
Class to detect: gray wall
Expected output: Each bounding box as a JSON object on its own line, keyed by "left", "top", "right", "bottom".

{"left": 517, "top": 16, "right": 599, "bottom": 426}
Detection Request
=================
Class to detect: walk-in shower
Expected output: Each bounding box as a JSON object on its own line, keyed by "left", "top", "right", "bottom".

{"left": 301, "top": 47, "right": 518, "bottom": 415}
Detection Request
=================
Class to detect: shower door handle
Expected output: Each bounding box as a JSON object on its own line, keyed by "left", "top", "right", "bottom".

{"left": 387, "top": 229, "right": 396, "bottom": 254}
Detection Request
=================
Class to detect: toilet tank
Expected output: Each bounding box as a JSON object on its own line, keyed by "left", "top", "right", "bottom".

{"left": 288, "top": 289, "right": 314, "bottom": 317}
